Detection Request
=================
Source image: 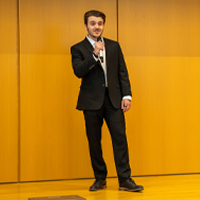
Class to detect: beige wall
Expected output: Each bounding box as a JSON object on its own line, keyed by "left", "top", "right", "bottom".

{"left": 0, "top": 0, "right": 200, "bottom": 183}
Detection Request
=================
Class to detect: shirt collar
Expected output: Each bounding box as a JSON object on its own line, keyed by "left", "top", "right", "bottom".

{"left": 86, "top": 35, "right": 104, "bottom": 47}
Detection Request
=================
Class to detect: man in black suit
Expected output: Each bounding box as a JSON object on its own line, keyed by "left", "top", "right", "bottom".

{"left": 71, "top": 10, "right": 143, "bottom": 192}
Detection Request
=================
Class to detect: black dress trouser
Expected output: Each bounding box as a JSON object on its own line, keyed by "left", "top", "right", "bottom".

{"left": 83, "top": 89, "right": 131, "bottom": 183}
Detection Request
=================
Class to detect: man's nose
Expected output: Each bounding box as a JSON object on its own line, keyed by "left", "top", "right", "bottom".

{"left": 95, "top": 24, "right": 99, "bottom": 29}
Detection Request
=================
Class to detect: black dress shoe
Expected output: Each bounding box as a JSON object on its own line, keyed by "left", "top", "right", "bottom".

{"left": 89, "top": 179, "right": 106, "bottom": 191}
{"left": 119, "top": 178, "right": 144, "bottom": 192}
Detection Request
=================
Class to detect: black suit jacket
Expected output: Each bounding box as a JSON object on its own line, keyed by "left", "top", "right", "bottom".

{"left": 71, "top": 37, "right": 132, "bottom": 110}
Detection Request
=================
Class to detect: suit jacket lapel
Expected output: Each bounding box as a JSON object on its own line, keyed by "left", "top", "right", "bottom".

{"left": 104, "top": 38, "right": 111, "bottom": 70}
{"left": 83, "top": 37, "right": 94, "bottom": 54}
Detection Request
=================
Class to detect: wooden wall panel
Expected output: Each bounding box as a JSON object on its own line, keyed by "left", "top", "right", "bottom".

{"left": 119, "top": 0, "right": 200, "bottom": 176}
{"left": 119, "top": 0, "right": 200, "bottom": 57}
{"left": 0, "top": 0, "right": 18, "bottom": 183}
{"left": 2, "top": 0, "right": 199, "bottom": 184}
{"left": 20, "top": 0, "right": 117, "bottom": 181}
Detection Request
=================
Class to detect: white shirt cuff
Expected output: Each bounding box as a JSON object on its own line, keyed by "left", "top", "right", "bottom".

{"left": 122, "top": 95, "right": 132, "bottom": 101}
{"left": 93, "top": 54, "right": 98, "bottom": 61}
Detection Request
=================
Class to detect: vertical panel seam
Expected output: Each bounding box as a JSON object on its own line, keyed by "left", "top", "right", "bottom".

{"left": 117, "top": 0, "right": 119, "bottom": 41}
{"left": 16, "top": 0, "right": 21, "bottom": 183}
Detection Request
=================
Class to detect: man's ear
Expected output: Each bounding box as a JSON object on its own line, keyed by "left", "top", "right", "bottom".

{"left": 84, "top": 24, "right": 87, "bottom": 30}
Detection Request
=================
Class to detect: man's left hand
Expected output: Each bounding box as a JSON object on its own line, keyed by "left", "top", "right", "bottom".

{"left": 121, "top": 99, "right": 131, "bottom": 112}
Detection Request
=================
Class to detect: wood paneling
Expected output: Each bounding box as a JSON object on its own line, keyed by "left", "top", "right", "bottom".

{"left": 119, "top": 0, "right": 200, "bottom": 175}
{"left": 19, "top": 0, "right": 117, "bottom": 181}
{"left": 0, "top": 0, "right": 18, "bottom": 183}
{"left": 118, "top": 0, "right": 200, "bottom": 57}
{"left": 1, "top": 0, "right": 200, "bottom": 183}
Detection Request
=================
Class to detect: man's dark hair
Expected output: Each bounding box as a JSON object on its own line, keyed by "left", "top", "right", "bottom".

{"left": 84, "top": 10, "right": 106, "bottom": 25}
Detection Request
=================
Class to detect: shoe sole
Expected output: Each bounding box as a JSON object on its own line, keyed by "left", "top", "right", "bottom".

{"left": 119, "top": 187, "right": 144, "bottom": 192}
{"left": 89, "top": 185, "right": 107, "bottom": 191}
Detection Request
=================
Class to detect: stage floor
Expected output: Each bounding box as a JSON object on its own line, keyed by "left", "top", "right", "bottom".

{"left": 1, "top": 174, "right": 200, "bottom": 200}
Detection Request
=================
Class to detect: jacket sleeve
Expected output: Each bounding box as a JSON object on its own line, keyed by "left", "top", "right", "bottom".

{"left": 71, "top": 45, "right": 97, "bottom": 78}
{"left": 117, "top": 43, "right": 132, "bottom": 97}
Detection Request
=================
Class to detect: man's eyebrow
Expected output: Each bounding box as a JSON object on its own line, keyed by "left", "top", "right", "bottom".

{"left": 90, "top": 20, "right": 103, "bottom": 23}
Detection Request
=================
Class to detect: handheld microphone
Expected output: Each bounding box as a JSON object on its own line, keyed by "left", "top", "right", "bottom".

{"left": 97, "top": 37, "right": 103, "bottom": 63}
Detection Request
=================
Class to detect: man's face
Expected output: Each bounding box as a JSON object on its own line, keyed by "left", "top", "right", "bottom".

{"left": 85, "top": 16, "right": 104, "bottom": 41}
